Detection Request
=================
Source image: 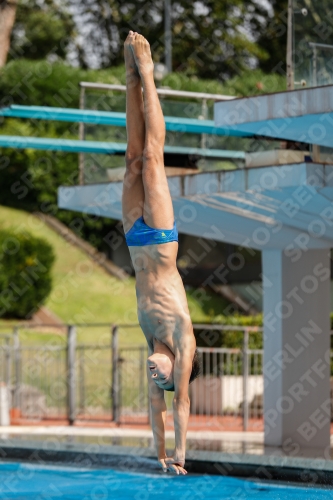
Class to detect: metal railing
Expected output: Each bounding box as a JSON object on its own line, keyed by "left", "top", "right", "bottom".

{"left": 3, "top": 322, "right": 333, "bottom": 432}
{"left": 0, "top": 322, "right": 265, "bottom": 430}
{"left": 308, "top": 42, "right": 333, "bottom": 88}
{"left": 79, "top": 81, "right": 235, "bottom": 102}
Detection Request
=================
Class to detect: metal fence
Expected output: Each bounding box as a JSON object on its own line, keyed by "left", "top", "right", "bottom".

{"left": 0, "top": 323, "right": 266, "bottom": 429}
{"left": 0, "top": 334, "right": 11, "bottom": 392}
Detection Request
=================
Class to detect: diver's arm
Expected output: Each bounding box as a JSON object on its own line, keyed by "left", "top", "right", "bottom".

{"left": 171, "top": 338, "right": 196, "bottom": 466}
{"left": 147, "top": 355, "right": 167, "bottom": 467}
{"left": 150, "top": 393, "right": 167, "bottom": 463}
{"left": 172, "top": 358, "right": 191, "bottom": 465}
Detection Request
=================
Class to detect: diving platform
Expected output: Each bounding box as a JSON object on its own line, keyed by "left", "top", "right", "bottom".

{"left": 58, "top": 162, "right": 333, "bottom": 250}
{"left": 214, "top": 84, "right": 333, "bottom": 148}
{"left": 59, "top": 83, "right": 333, "bottom": 456}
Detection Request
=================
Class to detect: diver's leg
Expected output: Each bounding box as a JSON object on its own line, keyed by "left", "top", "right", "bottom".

{"left": 122, "top": 31, "right": 146, "bottom": 233}
{"left": 131, "top": 34, "right": 174, "bottom": 230}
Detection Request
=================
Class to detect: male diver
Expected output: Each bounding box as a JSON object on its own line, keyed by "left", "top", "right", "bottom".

{"left": 122, "top": 31, "right": 200, "bottom": 475}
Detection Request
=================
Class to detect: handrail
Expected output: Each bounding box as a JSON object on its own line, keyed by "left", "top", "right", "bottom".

{"left": 192, "top": 323, "right": 262, "bottom": 332}
{"left": 308, "top": 42, "right": 333, "bottom": 51}
{"left": 2, "top": 322, "right": 333, "bottom": 336}
{"left": 0, "top": 322, "right": 140, "bottom": 329}
{"left": 0, "top": 322, "right": 260, "bottom": 330}
{"left": 79, "top": 81, "right": 235, "bottom": 101}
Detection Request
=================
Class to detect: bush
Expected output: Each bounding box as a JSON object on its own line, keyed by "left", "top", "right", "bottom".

{"left": 0, "top": 60, "right": 122, "bottom": 253}
{"left": 196, "top": 312, "right": 333, "bottom": 350}
{"left": 0, "top": 60, "right": 286, "bottom": 254}
{"left": 195, "top": 314, "right": 333, "bottom": 377}
{"left": 0, "top": 229, "right": 55, "bottom": 318}
{"left": 194, "top": 313, "right": 263, "bottom": 350}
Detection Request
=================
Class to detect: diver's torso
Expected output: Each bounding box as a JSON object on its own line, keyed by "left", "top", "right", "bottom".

{"left": 131, "top": 243, "right": 192, "bottom": 351}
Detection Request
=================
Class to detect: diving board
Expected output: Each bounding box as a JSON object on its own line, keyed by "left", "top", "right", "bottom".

{"left": 0, "top": 105, "right": 252, "bottom": 137}
{"left": 0, "top": 135, "right": 245, "bottom": 159}
{"left": 0, "top": 136, "right": 125, "bottom": 154}
{"left": 214, "top": 84, "right": 333, "bottom": 148}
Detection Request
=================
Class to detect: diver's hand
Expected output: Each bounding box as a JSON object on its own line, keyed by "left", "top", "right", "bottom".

{"left": 159, "top": 456, "right": 187, "bottom": 475}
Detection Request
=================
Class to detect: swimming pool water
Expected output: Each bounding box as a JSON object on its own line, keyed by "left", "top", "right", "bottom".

{"left": 0, "top": 462, "right": 332, "bottom": 499}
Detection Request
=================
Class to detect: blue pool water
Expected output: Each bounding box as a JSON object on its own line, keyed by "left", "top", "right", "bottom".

{"left": 0, "top": 462, "right": 332, "bottom": 499}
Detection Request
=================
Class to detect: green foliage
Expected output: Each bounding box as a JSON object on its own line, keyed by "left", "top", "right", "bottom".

{"left": 0, "top": 205, "right": 139, "bottom": 333}
{"left": 257, "top": 0, "right": 333, "bottom": 76}
{"left": 196, "top": 313, "right": 333, "bottom": 376}
{"left": 194, "top": 313, "right": 263, "bottom": 350}
{"left": 6, "top": 0, "right": 289, "bottom": 79}
{"left": 211, "top": 313, "right": 263, "bottom": 327}
{"left": 8, "top": 1, "right": 281, "bottom": 78}
{"left": 68, "top": 0, "right": 272, "bottom": 79}
{"left": 9, "top": 0, "right": 75, "bottom": 62}
{"left": 256, "top": 0, "right": 288, "bottom": 74}
{"left": 0, "top": 59, "right": 121, "bottom": 108}
{"left": 0, "top": 59, "right": 286, "bottom": 110}
{"left": 161, "top": 68, "right": 286, "bottom": 97}
{"left": 196, "top": 312, "right": 333, "bottom": 351}
{"left": 0, "top": 229, "right": 55, "bottom": 318}
{"left": 0, "top": 59, "right": 285, "bottom": 253}
{"left": 0, "top": 59, "right": 123, "bottom": 252}
{"left": 194, "top": 314, "right": 263, "bottom": 377}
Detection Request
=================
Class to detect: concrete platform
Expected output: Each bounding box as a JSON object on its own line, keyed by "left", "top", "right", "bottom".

{"left": 59, "top": 162, "right": 333, "bottom": 250}
{"left": 214, "top": 84, "right": 333, "bottom": 148}
{"left": 1, "top": 433, "right": 333, "bottom": 485}
{"left": 0, "top": 426, "right": 264, "bottom": 455}
{"left": 2, "top": 425, "right": 333, "bottom": 457}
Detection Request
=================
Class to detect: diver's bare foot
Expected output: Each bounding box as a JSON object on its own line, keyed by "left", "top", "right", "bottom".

{"left": 124, "top": 31, "right": 139, "bottom": 77}
{"left": 130, "top": 33, "right": 154, "bottom": 77}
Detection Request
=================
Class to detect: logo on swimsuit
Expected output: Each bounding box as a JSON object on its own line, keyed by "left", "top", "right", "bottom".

{"left": 161, "top": 232, "right": 166, "bottom": 237}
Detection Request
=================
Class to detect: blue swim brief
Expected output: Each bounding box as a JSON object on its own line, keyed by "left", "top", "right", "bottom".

{"left": 125, "top": 216, "right": 178, "bottom": 247}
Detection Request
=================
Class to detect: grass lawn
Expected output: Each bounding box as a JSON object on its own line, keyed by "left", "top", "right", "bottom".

{"left": 0, "top": 206, "right": 229, "bottom": 346}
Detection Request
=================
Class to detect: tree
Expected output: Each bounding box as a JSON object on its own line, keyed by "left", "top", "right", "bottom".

{"left": 69, "top": 0, "right": 271, "bottom": 79}
{"left": 0, "top": 0, "right": 294, "bottom": 78}
{"left": 256, "top": 0, "right": 288, "bottom": 75}
{"left": 0, "top": 0, "right": 17, "bottom": 67}
{"left": 0, "top": 59, "right": 119, "bottom": 253}
{"left": 257, "top": 0, "right": 333, "bottom": 82}
{"left": 0, "top": 228, "right": 55, "bottom": 318}
{"left": 8, "top": 0, "right": 75, "bottom": 63}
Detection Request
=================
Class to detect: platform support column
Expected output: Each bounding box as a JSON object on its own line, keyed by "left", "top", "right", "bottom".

{"left": 262, "top": 248, "right": 331, "bottom": 454}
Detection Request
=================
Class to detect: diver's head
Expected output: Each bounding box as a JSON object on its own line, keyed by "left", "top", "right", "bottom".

{"left": 147, "top": 348, "right": 201, "bottom": 392}
{"left": 147, "top": 351, "right": 175, "bottom": 391}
